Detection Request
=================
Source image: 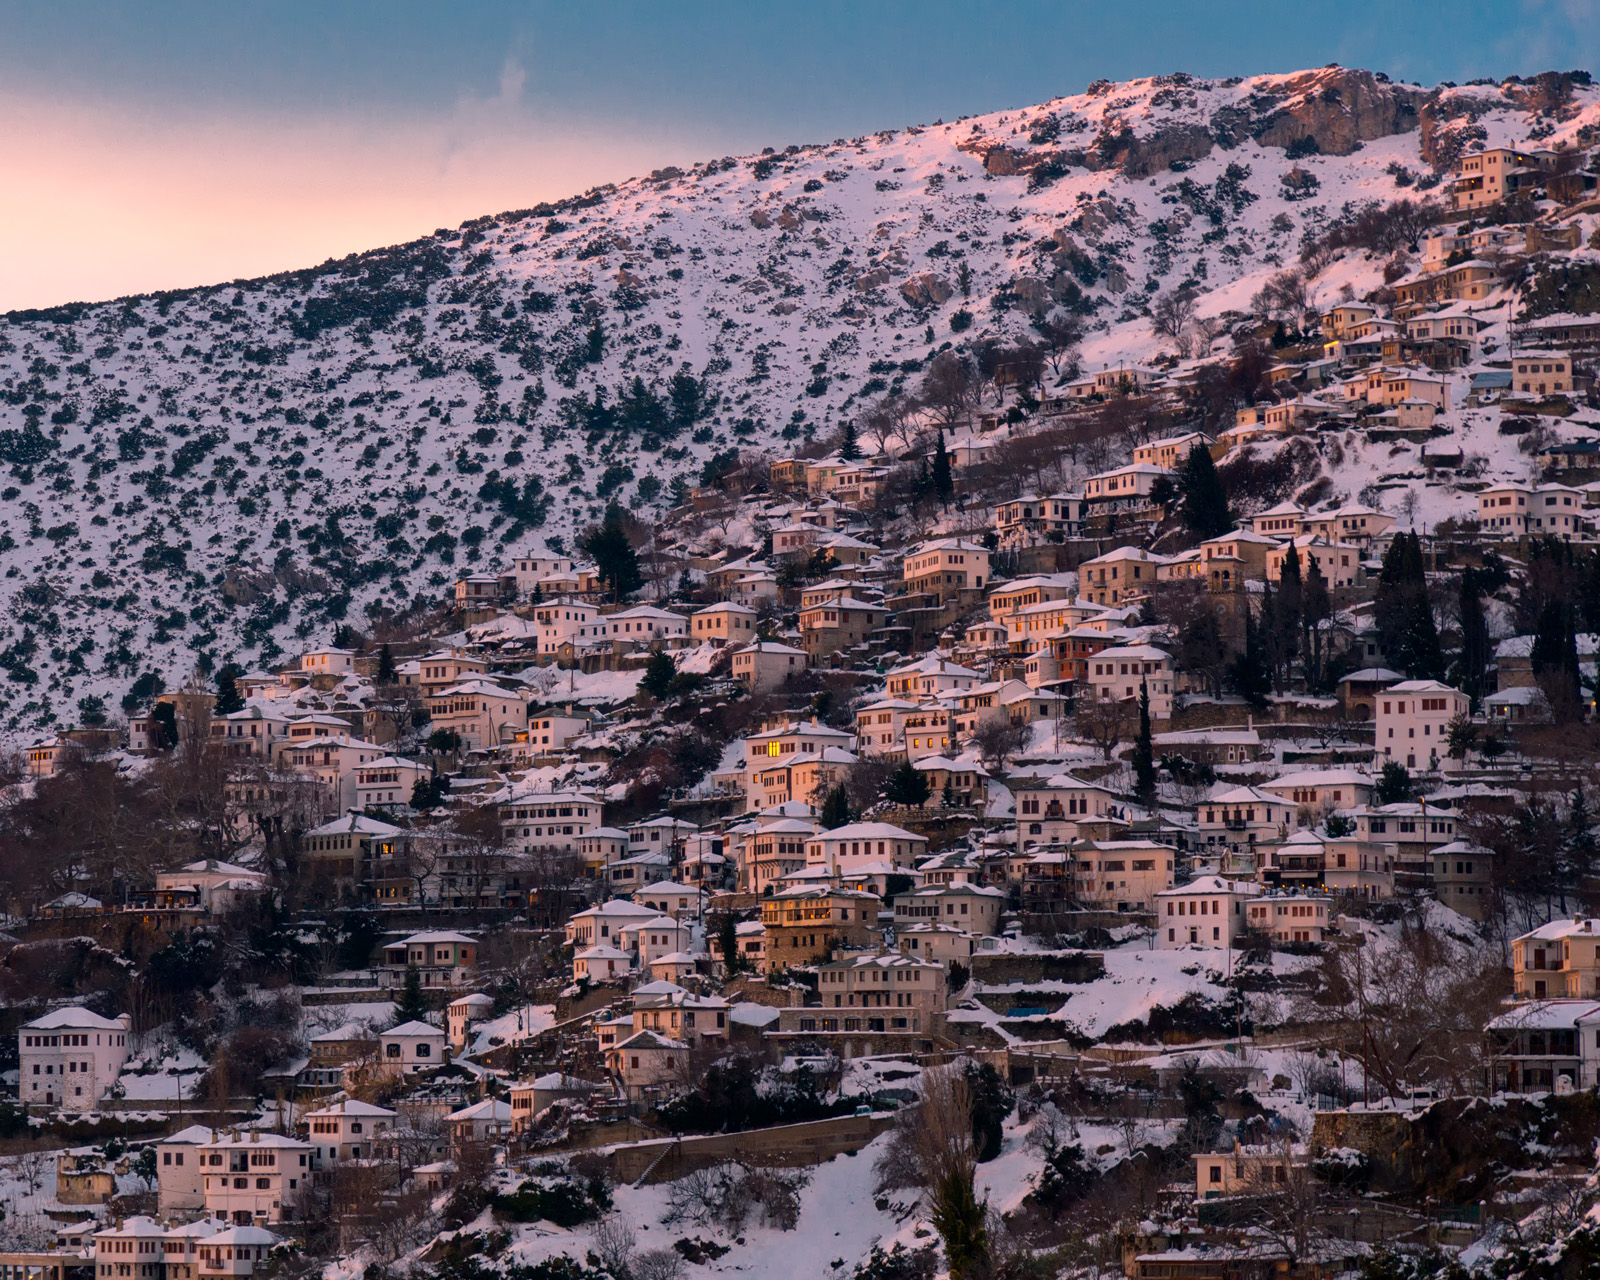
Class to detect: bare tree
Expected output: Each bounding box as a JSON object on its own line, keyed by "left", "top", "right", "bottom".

{"left": 1076, "top": 699, "right": 1131, "bottom": 763}
{"left": 1252, "top": 269, "right": 1311, "bottom": 324}
{"left": 1238, "top": 1136, "right": 1336, "bottom": 1271}
{"left": 1151, "top": 289, "right": 1198, "bottom": 340}
{"left": 13, "top": 1149, "right": 51, "bottom": 1197}
{"left": 970, "top": 719, "right": 1033, "bottom": 775}
{"left": 592, "top": 1216, "right": 638, "bottom": 1278}
{"left": 922, "top": 351, "right": 982, "bottom": 428}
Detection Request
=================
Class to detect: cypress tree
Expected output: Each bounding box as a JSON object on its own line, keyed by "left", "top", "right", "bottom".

{"left": 820, "top": 783, "right": 851, "bottom": 828}
{"left": 1228, "top": 609, "right": 1272, "bottom": 708}
{"left": 1302, "top": 556, "right": 1330, "bottom": 689}
{"left": 1532, "top": 598, "right": 1583, "bottom": 720}
{"left": 1132, "top": 681, "right": 1156, "bottom": 805}
{"left": 932, "top": 430, "right": 954, "bottom": 508}
{"left": 1179, "top": 443, "right": 1232, "bottom": 539}
{"left": 1376, "top": 531, "right": 1441, "bottom": 678}
{"left": 1455, "top": 570, "right": 1490, "bottom": 708}
{"left": 718, "top": 913, "right": 741, "bottom": 974}
{"left": 376, "top": 643, "right": 397, "bottom": 685}
{"left": 1278, "top": 545, "right": 1303, "bottom": 680}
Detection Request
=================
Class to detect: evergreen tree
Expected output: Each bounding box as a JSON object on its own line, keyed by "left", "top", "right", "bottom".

{"left": 886, "top": 761, "right": 932, "bottom": 808}
{"left": 376, "top": 643, "right": 398, "bottom": 685}
{"left": 151, "top": 702, "right": 178, "bottom": 750}
{"left": 932, "top": 430, "right": 954, "bottom": 508}
{"left": 397, "top": 965, "right": 427, "bottom": 1021}
{"left": 1277, "top": 546, "right": 1303, "bottom": 683}
{"left": 1565, "top": 787, "right": 1598, "bottom": 888}
{"left": 1132, "top": 681, "right": 1156, "bottom": 806}
{"left": 1301, "top": 556, "right": 1331, "bottom": 689}
{"left": 1376, "top": 531, "right": 1442, "bottom": 678}
{"left": 213, "top": 663, "right": 245, "bottom": 715}
{"left": 1228, "top": 609, "right": 1272, "bottom": 708}
{"left": 1179, "top": 442, "right": 1232, "bottom": 540}
{"left": 717, "top": 912, "right": 741, "bottom": 975}
{"left": 410, "top": 773, "right": 443, "bottom": 810}
{"left": 837, "top": 420, "right": 862, "bottom": 462}
{"left": 1257, "top": 581, "right": 1285, "bottom": 693}
{"left": 580, "top": 501, "right": 643, "bottom": 602}
{"left": 1454, "top": 570, "right": 1490, "bottom": 709}
{"left": 820, "top": 783, "right": 851, "bottom": 828}
{"left": 641, "top": 650, "right": 677, "bottom": 700}
{"left": 1532, "top": 597, "right": 1583, "bottom": 720}
{"left": 1375, "top": 761, "right": 1414, "bottom": 805}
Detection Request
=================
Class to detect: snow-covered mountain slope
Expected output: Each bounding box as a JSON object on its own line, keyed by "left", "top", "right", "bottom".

{"left": 1, "top": 66, "right": 1597, "bottom": 731}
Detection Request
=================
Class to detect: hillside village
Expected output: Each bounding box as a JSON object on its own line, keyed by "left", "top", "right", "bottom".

{"left": 13, "top": 63, "right": 1600, "bottom": 1280}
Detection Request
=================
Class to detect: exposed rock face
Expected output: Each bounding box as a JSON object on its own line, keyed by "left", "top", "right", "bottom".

{"left": 852, "top": 267, "right": 892, "bottom": 292}
{"left": 1118, "top": 123, "right": 1215, "bottom": 177}
{"left": 1418, "top": 94, "right": 1498, "bottom": 171}
{"left": 899, "top": 273, "right": 954, "bottom": 307}
{"left": 984, "top": 146, "right": 1024, "bottom": 176}
{"left": 1011, "top": 277, "right": 1054, "bottom": 314}
{"left": 749, "top": 208, "right": 772, "bottom": 229}
{"left": 1249, "top": 67, "right": 1424, "bottom": 155}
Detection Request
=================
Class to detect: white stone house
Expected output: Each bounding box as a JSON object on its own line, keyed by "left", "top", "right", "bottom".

{"left": 18, "top": 1008, "right": 132, "bottom": 1111}
{"left": 378, "top": 1021, "right": 448, "bottom": 1074}
{"left": 1156, "top": 877, "right": 1255, "bottom": 949}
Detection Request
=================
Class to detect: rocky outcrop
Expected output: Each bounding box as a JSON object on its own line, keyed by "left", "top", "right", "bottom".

{"left": 1011, "top": 277, "right": 1054, "bottom": 314}
{"left": 1118, "top": 123, "right": 1215, "bottom": 177}
{"left": 984, "top": 146, "right": 1025, "bottom": 176}
{"left": 1418, "top": 92, "right": 1499, "bottom": 170}
{"left": 1249, "top": 67, "right": 1424, "bottom": 155}
{"left": 852, "top": 267, "right": 892, "bottom": 293}
{"left": 899, "top": 273, "right": 953, "bottom": 307}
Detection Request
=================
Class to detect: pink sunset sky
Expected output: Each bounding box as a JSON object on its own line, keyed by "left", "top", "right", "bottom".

{"left": 2, "top": 0, "right": 1590, "bottom": 313}
{"left": 0, "top": 63, "right": 710, "bottom": 311}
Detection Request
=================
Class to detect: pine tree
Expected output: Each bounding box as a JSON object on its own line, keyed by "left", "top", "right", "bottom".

{"left": 886, "top": 761, "right": 932, "bottom": 808}
{"left": 1179, "top": 443, "right": 1232, "bottom": 540}
{"left": 820, "top": 783, "right": 851, "bottom": 828}
{"left": 213, "top": 664, "right": 244, "bottom": 715}
{"left": 1375, "top": 761, "right": 1414, "bottom": 805}
{"left": 397, "top": 965, "right": 427, "bottom": 1021}
{"left": 838, "top": 420, "right": 862, "bottom": 462}
{"left": 641, "top": 651, "right": 677, "bottom": 699}
{"left": 1132, "top": 681, "right": 1156, "bottom": 805}
{"left": 376, "top": 643, "right": 397, "bottom": 685}
{"left": 580, "top": 501, "right": 643, "bottom": 602}
{"left": 932, "top": 430, "right": 954, "bottom": 508}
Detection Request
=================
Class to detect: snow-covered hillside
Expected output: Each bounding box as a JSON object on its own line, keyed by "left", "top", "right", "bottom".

{"left": 1, "top": 65, "right": 1597, "bottom": 731}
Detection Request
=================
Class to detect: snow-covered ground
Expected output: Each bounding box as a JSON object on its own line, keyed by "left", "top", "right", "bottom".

{"left": 0, "top": 66, "right": 1592, "bottom": 729}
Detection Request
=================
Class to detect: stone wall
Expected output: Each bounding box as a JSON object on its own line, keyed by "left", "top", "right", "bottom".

{"left": 596, "top": 1112, "right": 898, "bottom": 1183}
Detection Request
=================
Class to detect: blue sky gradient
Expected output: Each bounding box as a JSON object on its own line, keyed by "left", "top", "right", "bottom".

{"left": 1, "top": 0, "right": 1593, "bottom": 309}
